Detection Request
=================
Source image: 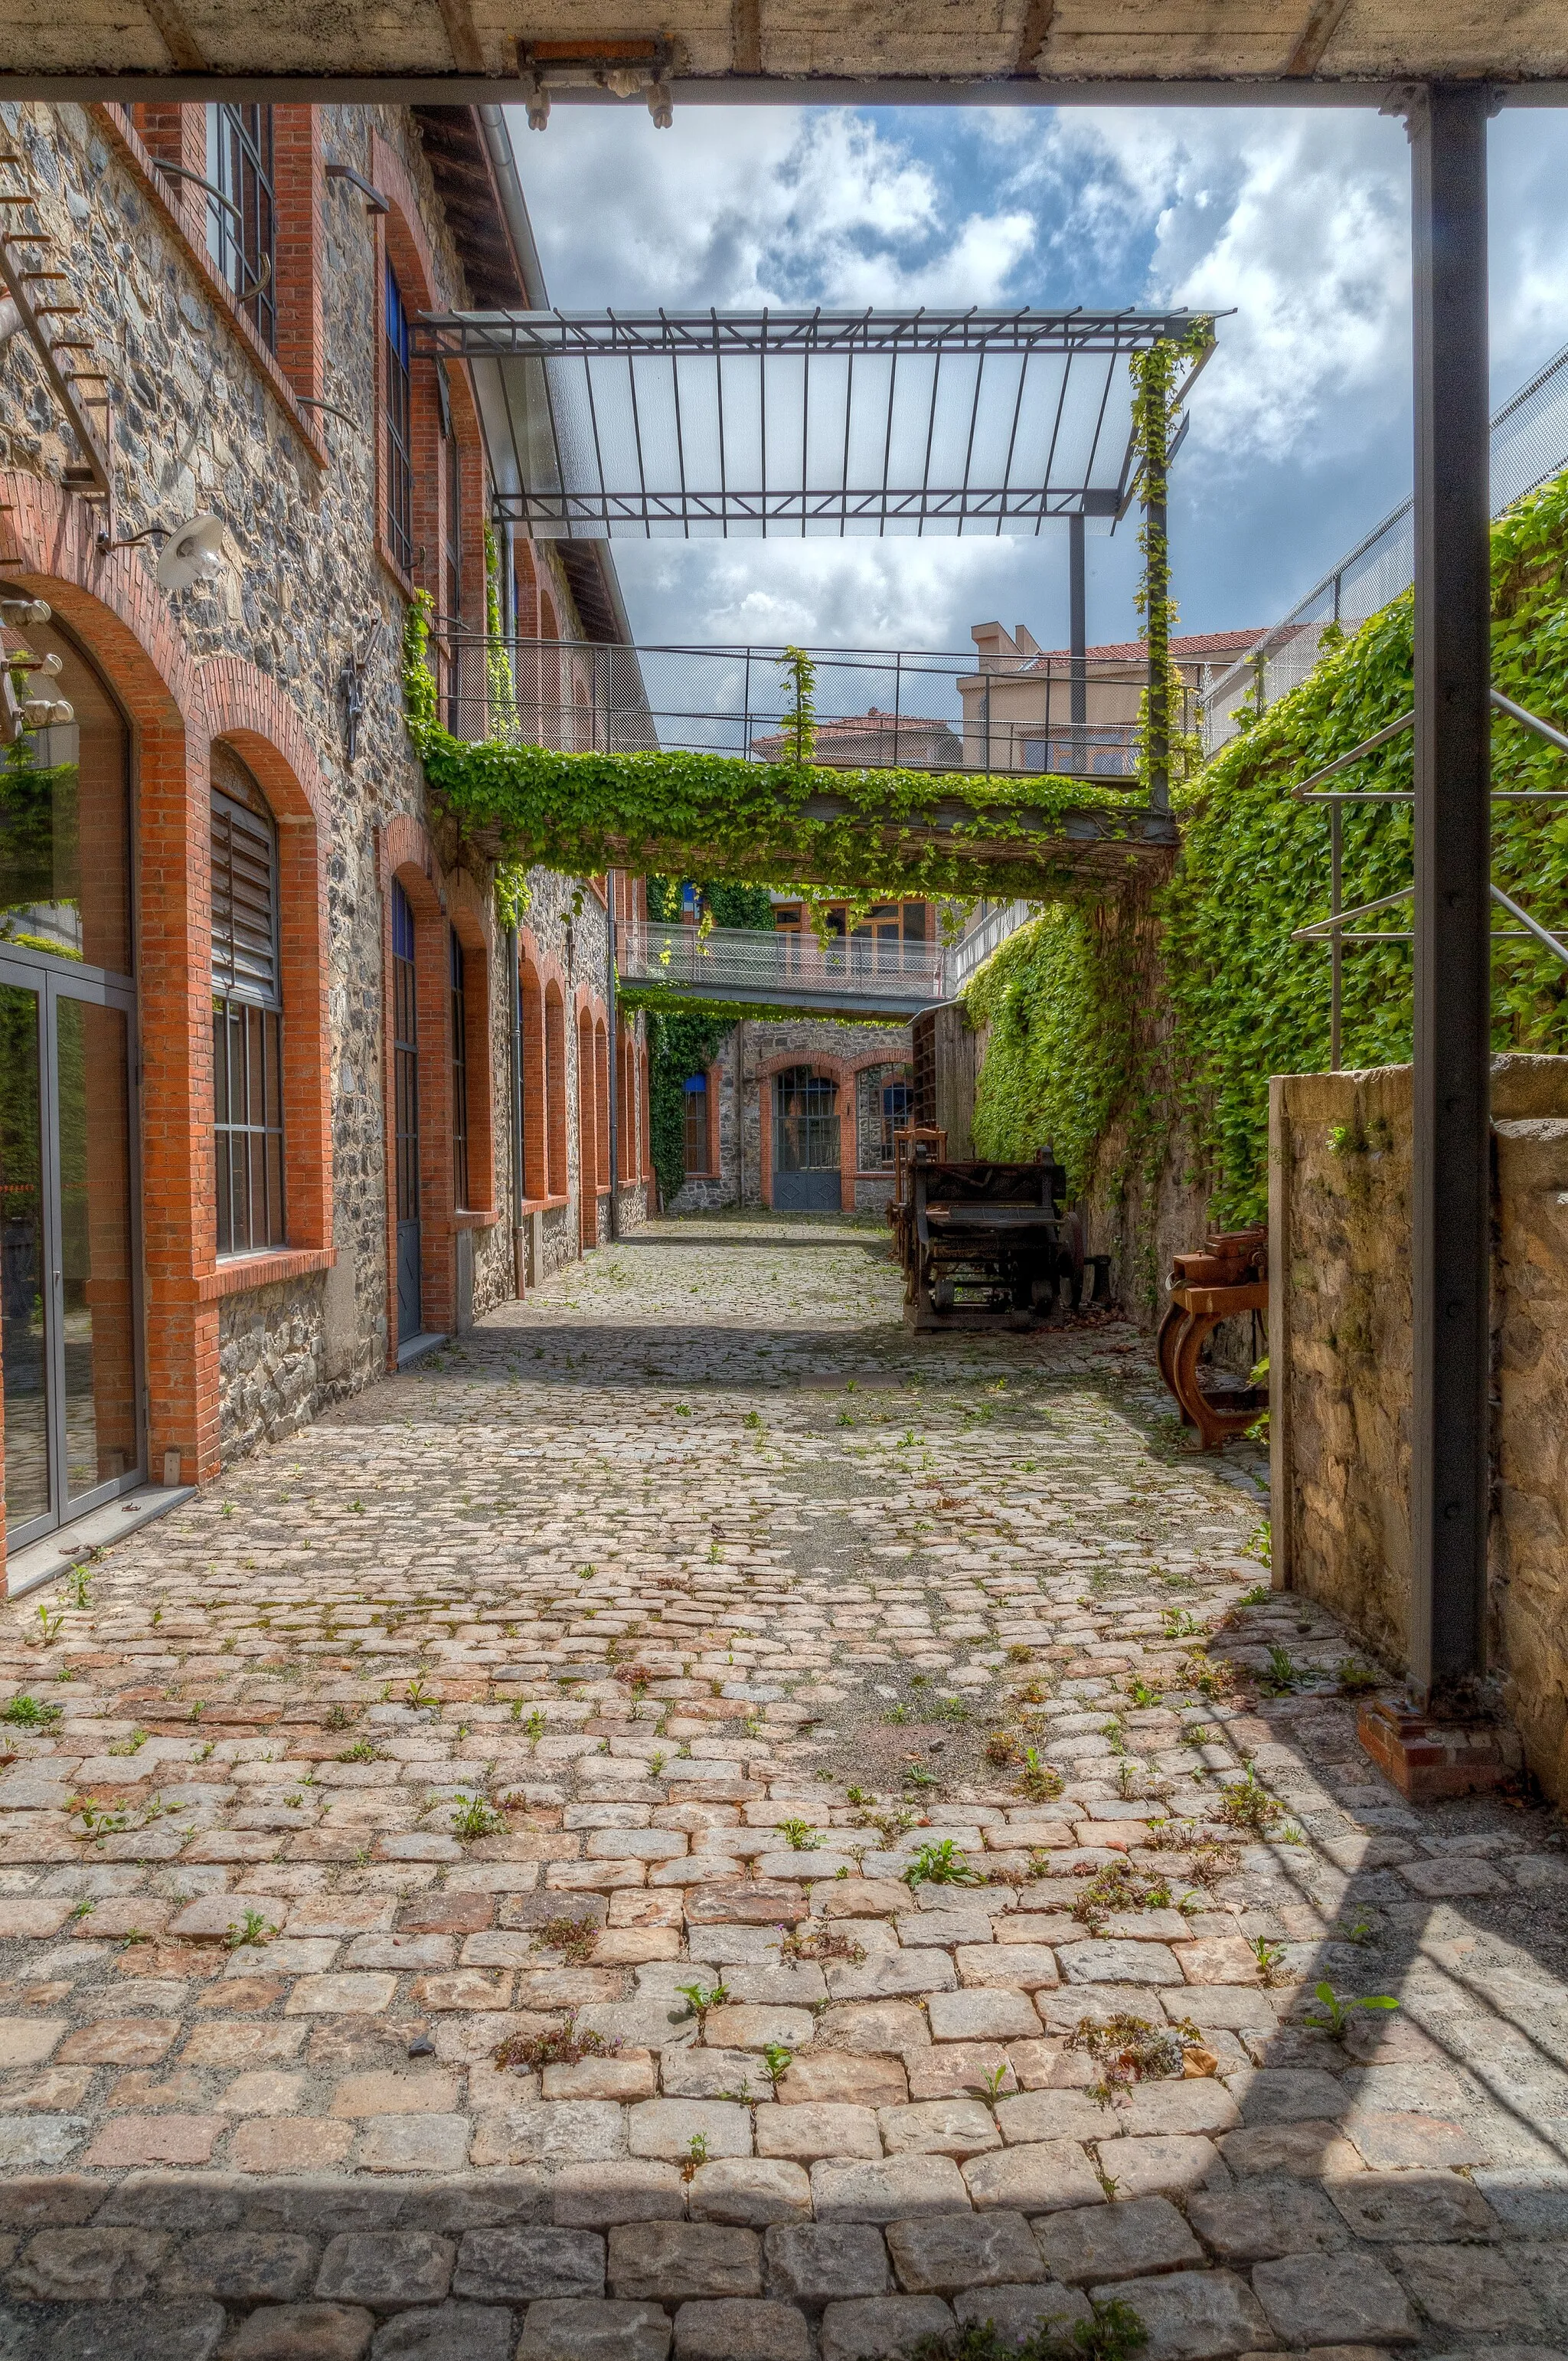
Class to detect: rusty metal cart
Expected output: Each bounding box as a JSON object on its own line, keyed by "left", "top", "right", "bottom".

{"left": 902, "top": 1144, "right": 1102, "bottom": 1331}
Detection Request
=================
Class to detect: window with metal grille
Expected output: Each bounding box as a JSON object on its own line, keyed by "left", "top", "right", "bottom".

{"left": 682, "top": 1074, "right": 709, "bottom": 1175}
{"left": 385, "top": 260, "right": 414, "bottom": 577}
{"left": 774, "top": 1067, "right": 839, "bottom": 1172}
{"left": 393, "top": 881, "right": 420, "bottom": 1228}
{"left": 450, "top": 926, "right": 470, "bottom": 1209}
{"left": 204, "top": 103, "right": 276, "bottom": 350}
{"left": 856, "top": 1062, "right": 912, "bottom": 1171}
{"left": 212, "top": 787, "right": 285, "bottom": 1254}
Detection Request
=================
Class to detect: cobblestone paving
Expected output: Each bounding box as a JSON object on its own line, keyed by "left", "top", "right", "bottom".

{"left": 1, "top": 1211, "right": 1566, "bottom": 2361}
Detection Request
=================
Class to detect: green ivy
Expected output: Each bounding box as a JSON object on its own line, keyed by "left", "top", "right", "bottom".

{"left": 964, "top": 462, "right": 1568, "bottom": 1238}
{"left": 646, "top": 1007, "right": 734, "bottom": 1208}
{"left": 403, "top": 594, "right": 1136, "bottom": 905}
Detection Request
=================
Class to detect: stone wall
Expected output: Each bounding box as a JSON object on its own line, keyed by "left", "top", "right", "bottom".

{"left": 0, "top": 99, "right": 645, "bottom": 1496}
{"left": 1269, "top": 1055, "right": 1568, "bottom": 1800}
{"left": 668, "top": 1015, "right": 913, "bottom": 1214}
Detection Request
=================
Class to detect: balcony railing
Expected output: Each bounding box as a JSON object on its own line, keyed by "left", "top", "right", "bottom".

{"left": 430, "top": 632, "right": 1185, "bottom": 785}
{"left": 619, "top": 920, "right": 947, "bottom": 1013}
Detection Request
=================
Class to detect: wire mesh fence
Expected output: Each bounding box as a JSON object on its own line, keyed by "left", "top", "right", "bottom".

{"left": 433, "top": 633, "right": 1197, "bottom": 784}
{"left": 1203, "top": 336, "right": 1568, "bottom": 747}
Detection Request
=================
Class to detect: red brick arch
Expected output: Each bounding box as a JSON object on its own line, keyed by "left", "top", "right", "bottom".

{"left": 753, "top": 1052, "right": 851, "bottom": 1212}
{"left": 0, "top": 474, "right": 341, "bottom": 1502}
{"left": 201, "top": 662, "right": 333, "bottom": 1263}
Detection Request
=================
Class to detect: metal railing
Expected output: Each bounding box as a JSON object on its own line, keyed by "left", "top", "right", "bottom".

{"left": 1204, "top": 335, "right": 1568, "bottom": 747}
{"left": 943, "top": 900, "right": 1034, "bottom": 994}
{"left": 432, "top": 632, "right": 1188, "bottom": 785}
{"left": 620, "top": 919, "right": 946, "bottom": 1012}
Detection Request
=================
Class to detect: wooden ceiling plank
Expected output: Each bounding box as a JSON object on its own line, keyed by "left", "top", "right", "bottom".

{"left": 141, "top": 0, "right": 208, "bottom": 70}
{"left": 433, "top": 0, "right": 486, "bottom": 74}
{"left": 1016, "top": 0, "right": 1057, "bottom": 72}
{"left": 1285, "top": 0, "right": 1355, "bottom": 71}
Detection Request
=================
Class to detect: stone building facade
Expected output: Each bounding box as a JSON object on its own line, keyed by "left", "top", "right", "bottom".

{"left": 671, "top": 1015, "right": 914, "bottom": 1215}
{"left": 0, "top": 96, "right": 648, "bottom": 1571}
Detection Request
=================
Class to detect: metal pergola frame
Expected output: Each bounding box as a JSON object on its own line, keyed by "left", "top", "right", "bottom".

{"left": 412, "top": 306, "right": 1212, "bottom": 537}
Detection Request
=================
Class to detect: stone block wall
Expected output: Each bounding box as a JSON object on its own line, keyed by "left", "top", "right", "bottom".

{"left": 1269, "top": 1055, "right": 1568, "bottom": 1800}
{"left": 0, "top": 96, "right": 647, "bottom": 1516}
{"left": 668, "top": 1015, "right": 913, "bottom": 1215}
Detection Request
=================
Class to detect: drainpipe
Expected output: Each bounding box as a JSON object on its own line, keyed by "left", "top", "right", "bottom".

{"left": 606, "top": 871, "right": 620, "bottom": 1242}
{"left": 508, "top": 923, "right": 525, "bottom": 1296}
{"left": 476, "top": 108, "right": 550, "bottom": 307}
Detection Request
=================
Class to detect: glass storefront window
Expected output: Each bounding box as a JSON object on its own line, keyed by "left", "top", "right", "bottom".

{"left": 0, "top": 617, "right": 133, "bottom": 976}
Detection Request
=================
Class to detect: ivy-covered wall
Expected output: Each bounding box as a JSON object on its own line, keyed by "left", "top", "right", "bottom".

{"left": 962, "top": 464, "right": 1568, "bottom": 1315}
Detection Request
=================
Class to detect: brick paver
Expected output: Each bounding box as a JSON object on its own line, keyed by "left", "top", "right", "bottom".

{"left": 1, "top": 1210, "right": 1566, "bottom": 2359}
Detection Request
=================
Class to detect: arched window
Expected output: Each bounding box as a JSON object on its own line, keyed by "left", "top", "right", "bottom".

{"left": 449, "top": 925, "right": 469, "bottom": 1209}
{"left": 211, "top": 749, "right": 285, "bottom": 1254}
{"left": 684, "top": 1074, "right": 710, "bottom": 1176}
{"left": 520, "top": 954, "right": 546, "bottom": 1201}
{"left": 544, "top": 983, "right": 566, "bottom": 1198}
{"left": 857, "top": 1061, "right": 913, "bottom": 1172}
{"left": 384, "top": 258, "right": 414, "bottom": 577}
{"left": 594, "top": 1019, "right": 610, "bottom": 1191}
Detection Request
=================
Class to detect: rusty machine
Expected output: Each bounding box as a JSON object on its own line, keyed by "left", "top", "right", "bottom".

{"left": 1155, "top": 1226, "right": 1269, "bottom": 1448}
{"left": 891, "top": 1137, "right": 1109, "bottom": 1331}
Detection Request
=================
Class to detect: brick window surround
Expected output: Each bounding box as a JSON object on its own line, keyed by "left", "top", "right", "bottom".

{"left": 685, "top": 1061, "right": 722, "bottom": 1182}
{"left": 543, "top": 979, "right": 568, "bottom": 1202}
{"left": 376, "top": 818, "right": 500, "bottom": 1360}
{"left": 446, "top": 871, "right": 495, "bottom": 1215}
{"left": 518, "top": 934, "right": 569, "bottom": 1212}
{"left": 371, "top": 130, "right": 479, "bottom": 615}
{"left": 0, "top": 473, "right": 335, "bottom": 1521}
{"left": 105, "top": 104, "right": 327, "bottom": 454}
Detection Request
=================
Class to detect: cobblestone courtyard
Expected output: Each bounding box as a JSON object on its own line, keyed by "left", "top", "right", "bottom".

{"left": 1, "top": 1212, "right": 1566, "bottom": 2361}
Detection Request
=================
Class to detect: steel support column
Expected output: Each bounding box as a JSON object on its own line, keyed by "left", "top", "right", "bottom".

{"left": 1407, "top": 83, "right": 1492, "bottom": 1705}
{"left": 1069, "top": 511, "right": 1087, "bottom": 773}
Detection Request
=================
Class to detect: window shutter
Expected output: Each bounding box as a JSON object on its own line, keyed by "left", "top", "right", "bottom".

{"left": 211, "top": 790, "right": 279, "bottom": 1005}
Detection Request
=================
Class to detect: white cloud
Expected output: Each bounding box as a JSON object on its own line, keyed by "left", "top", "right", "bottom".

{"left": 508, "top": 101, "right": 1568, "bottom": 648}
{"left": 511, "top": 106, "right": 1037, "bottom": 311}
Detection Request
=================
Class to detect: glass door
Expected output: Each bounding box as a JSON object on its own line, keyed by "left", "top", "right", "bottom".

{"left": 0, "top": 963, "right": 140, "bottom": 1548}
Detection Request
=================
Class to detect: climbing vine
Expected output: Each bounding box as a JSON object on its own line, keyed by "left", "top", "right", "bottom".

{"left": 963, "top": 461, "right": 1568, "bottom": 1238}
{"left": 403, "top": 595, "right": 1135, "bottom": 906}
{"left": 1129, "top": 324, "right": 1213, "bottom": 798}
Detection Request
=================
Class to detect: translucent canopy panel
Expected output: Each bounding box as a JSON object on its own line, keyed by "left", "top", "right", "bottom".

{"left": 416, "top": 309, "right": 1214, "bottom": 538}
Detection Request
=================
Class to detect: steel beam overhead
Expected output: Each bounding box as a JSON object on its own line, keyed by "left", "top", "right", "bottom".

{"left": 1407, "top": 83, "right": 1493, "bottom": 1708}
{"left": 423, "top": 306, "right": 1212, "bottom": 540}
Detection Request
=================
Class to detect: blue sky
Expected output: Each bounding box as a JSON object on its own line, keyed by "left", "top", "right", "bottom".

{"left": 510, "top": 101, "right": 1568, "bottom": 658}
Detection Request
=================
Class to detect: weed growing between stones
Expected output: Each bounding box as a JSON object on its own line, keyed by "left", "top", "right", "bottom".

{"left": 3, "top": 1692, "right": 61, "bottom": 1727}
{"left": 1300, "top": 1981, "right": 1400, "bottom": 2040}
{"left": 1017, "top": 1748, "right": 1065, "bottom": 1802}
{"left": 1065, "top": 2012, "right": 1214, "bottom": 2095}
{"left": 782, "top": 1923, "right": 867, "bottom": 1966}
{"left": 914, "top": 2294, "right": 1149, "bottom": 2361}
{"left": 531, "top": 1914, "right": 600, "bottom": 1966}
{"left": 904, "top": 1839, "right": 985, "bottom": 1888}
{"left": 1070, "top": 1860, "right": 1174, "bottom": 1930}
{"left": 494, "top": 2016, "right": 619, "bottom": 2072}
{"left": 1214, "top": 1770, "right": 1285, "bottom": 1835}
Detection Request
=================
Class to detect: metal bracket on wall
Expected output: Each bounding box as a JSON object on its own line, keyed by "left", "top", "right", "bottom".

{"left": 339, "top": 619, "right": 384, "bottom": 765}
{"left": 0, "top": 157, "right": 111, "bottom": 512}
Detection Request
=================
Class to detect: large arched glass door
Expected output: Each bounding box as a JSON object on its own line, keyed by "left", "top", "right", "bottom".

{"left": 0, "top": 613, "right": 140, "bottom": 1548}
{"left": 773, "top": 1066, "right": 841, "bottom": 1212}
